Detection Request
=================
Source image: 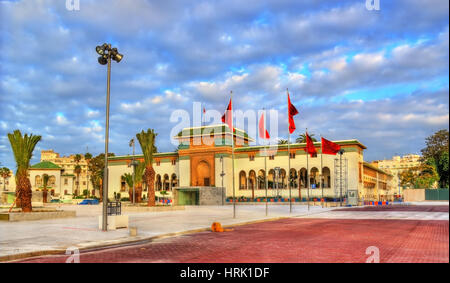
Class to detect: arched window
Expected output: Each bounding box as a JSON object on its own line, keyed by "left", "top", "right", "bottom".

{"left": 163, "top": 174, "right": 170, "bottom": 191}
{"left": 171, "top": 174, "right": 178, "bottom": 189}
{"left": 248, "top": 170, "right": 256, "bottom": 190}
{"left": 49, "top": 176, "right": 56, "bottom": 186}
{"left": 239, "top": 171, "right": 247, "bottom": 190}
{"left": 280, "top": 169, "right": 287, "bottom": 189}
{"left": 322, "top": 167, "right": 331, "bottom": 188}
{"left": 290, "top": 169, "right": 298, "bottom": 188}
{"left": 299, "top": 168, "right": 307, "bottom": 188}
{"left": 268, "top": 169, "right": 275, "bottom": 189}
{"left": 155, "top": 175, "right": 162, "bottom": 191}
{"left": 257, "top": 170, "right": 265, "bottom": 190}
{"left": 35, "top": 175, "right": 42, "bottom": 187}
{"left": 310, "top": 168, "right": 319, "bottom": 186}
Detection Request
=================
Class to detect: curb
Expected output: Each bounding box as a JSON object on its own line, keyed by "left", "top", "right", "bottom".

{"left": 1, "top": 209, "right": 328, "bottom": 263}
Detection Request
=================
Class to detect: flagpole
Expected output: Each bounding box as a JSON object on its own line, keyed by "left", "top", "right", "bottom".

{"left": 287, "top": 89, "right": 292, "bottom": 213}
{"left": 306, "top": 128, "right": 310, "bottom": 211}
{"left": 231, "top": 91, "right": 236, "bottom": 218}
{"left": 321, "top": 136, "right": 324, "bottom": 208}
{"left": 264, "top": 107, "right": 268, "bottom": 216}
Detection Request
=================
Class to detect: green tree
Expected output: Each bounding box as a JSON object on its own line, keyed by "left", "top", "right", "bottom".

{"left": 121, "top": 173, "right": 133, "bottom": 190}
{"left": 399, "top": 168, "right": 416, "bottom": 189}
{"left": 74, "top": 165, "right": 82, "bottom": 195}
{"left": 421, "top": 129, "right": 449, "bottom": 188}
{"left": 0, "top": 167, "right": 12, "bottom": 191}
{"left": 87, "top": 153, "right": 115, "bottom": 201}
{"left": 7, "top": 130, "right": 42, "bottom": 212}
{"left": 278, "top": 139, "right": 288, "bottom": 145}
{"left": 122, "top": 161, "right": 145, "bottom": 203}
{"left": 136, "top": 129, "right": 157, "bottom": 206}
{"left": 84, "top": 153, "right": 92, "bottom": 160}
{"left": 42, "top": 174, "right": 49, "bottom": 203}
{"left": 73, "top": 154, "right": 82, "bottom": 195}
{"left": 399, "top": 162, "right": 439, "bottom": 189}
{"left": 84, "top": 152, "right": 92, "bottom": 198}
{"left": 296, "top": 133, "right": 317, "bottom": 143}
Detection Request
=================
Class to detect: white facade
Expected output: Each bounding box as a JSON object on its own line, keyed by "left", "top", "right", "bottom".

{"left": 107, "top": 125, "right": 368, "bottom": 201}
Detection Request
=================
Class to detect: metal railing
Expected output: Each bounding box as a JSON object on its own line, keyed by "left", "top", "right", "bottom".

{"left": 107, "top": 201, "right": 121, "bottom": 216}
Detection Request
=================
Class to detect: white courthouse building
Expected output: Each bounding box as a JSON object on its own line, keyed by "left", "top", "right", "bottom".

{"left": 107, "top": 125, "right": 394, "bottom": 204}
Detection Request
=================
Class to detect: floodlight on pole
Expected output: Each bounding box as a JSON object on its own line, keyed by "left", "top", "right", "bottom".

{"left": 96, "top": 42, "right": 124, "bottom": 231}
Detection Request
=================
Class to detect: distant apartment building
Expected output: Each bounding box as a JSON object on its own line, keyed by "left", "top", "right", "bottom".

{"left": 0, "top": 172, "right": 15, "bottom": 192}
{"left": 371, "top": 154, "right": 422, "bottom": 193}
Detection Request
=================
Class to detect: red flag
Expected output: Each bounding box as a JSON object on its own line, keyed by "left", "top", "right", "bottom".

{"left": 258, "top": 113, "right": 270, "bottom": 139}
{"left": 221, "top": 99, "right": 234, "bottom": 131}
{"left": 288, "top": 93, "right": 299, "bottom": 134}
{"left": 203, "top": 107, "right": 206, "bottom": 114}
{"left": 321, "top": 137, "right": 341, "bottom": 155}
{"left": 305, "top": 132, "right": 317, "bottom": 157}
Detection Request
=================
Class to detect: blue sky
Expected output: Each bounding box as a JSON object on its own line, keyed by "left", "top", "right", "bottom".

{"left": 0, "top": 0, "right": 449, "bottom": 170}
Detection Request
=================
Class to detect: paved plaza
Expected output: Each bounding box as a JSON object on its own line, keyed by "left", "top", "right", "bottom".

{"left": 2, "top": 202, "right": 448, "bottom": 263}
{"left": 0, "top": 203, "right": 329, "bottom": 260}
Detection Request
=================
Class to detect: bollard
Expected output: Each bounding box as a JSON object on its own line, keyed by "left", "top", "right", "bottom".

{"left": 129, "top": 226, "right": 138, "bottom": 236}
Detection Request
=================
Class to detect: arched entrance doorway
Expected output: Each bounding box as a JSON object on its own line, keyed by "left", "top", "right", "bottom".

{"left": 196, "top": 160, "right": 211, "bottom": 186}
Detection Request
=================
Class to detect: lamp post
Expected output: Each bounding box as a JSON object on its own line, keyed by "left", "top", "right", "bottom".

{"left": 274, "top": 167, "right": 280, "bottom": 198}
{"left": 220, "top": 156, "right": 225, "bottom": 205}
{"left": 129, "top": 138, "right": 137, "bottom": 205}
{"left": 96, "top": 43, "right": 123, "bottom": 231}
{"left": 338, "top": 149, "right": 344, "bottom": 207}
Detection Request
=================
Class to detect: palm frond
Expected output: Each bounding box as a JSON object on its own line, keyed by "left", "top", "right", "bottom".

{"left": 7, "top": 129, "right": 42, "bottom": 174}
{"left": 136, "top": 129, "right": 157, "bottom": 166}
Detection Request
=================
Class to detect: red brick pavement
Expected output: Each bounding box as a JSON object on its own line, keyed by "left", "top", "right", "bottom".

{"left": 17, "top": 218, "right": 449, "bottom": 263}
{"left": 334, "top": 205, "right": 449, "bottom": 212}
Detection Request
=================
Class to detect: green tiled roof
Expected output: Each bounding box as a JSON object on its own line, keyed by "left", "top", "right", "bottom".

{"left": 30, "top": 161, "right": 61, "bottom": 170}
{"left": 108, "top": 152, "right": 177, "bottom": 161}
{"left": 235, "top": 139, "right": 367, "bottom": 152}
{"left": 175, "top": 124, "right": 254, "bottom": 141}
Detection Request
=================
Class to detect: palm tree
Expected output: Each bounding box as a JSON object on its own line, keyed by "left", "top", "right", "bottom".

{"left": 42, "top": 174, "right": 49, "bottom": 203}
{"left": 0, "top": 167, "right": 11, "bottom": 191}
{"left": 84, "top": 153, "right": 92, "bottom": 198}
{"left": 73, "top": 154, "right": 82, "bottom": 196}
{"left": 7, "top": 129, "right": 42, "bottom": 212}
{"left": 136, "top": 129, "right": 157, "bottom": 206}
{"left": 134, "top": 161, "right": 145, "bottom": 203}
{"left": 296, "top": 133, "right": 317, "bottom": 143}
{"left": 121, "top": 172, "right": 133, "bottom": 198}
{"left": 278, "top": 139, "right": 288, "bottom": 145}
{"left": 122, "top": 162, "right": 145, "bottom": 203}
{"left": 74, "top": 165, "right": 82, "bottom": 196}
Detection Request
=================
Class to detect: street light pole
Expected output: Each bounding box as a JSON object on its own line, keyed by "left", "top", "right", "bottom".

{"left": 96, "top": 43, "right": 124, "bottom": 232}
{"left": 102, "top": 50, "right": 111, "bottom": 231}
{"left": 129, "top": 138, "right": 136, "bottom": 205}
{"left": 274, "top": 167, "right": 280, "bottom": 199}
{"left": 220, "top": 156, "right": 225, "bottom": 205}
{"left": 338, "top": 149, "right": 344, "bottom": 207}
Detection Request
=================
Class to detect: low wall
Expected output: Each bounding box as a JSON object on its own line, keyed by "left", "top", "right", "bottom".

{"left": 1, "top": 210, "right": 76, "bottom": 222}
{"left": 1, "top": 191, "right": 50, "bottom": 205}
{"left": 403, "top": 189, "right": 449, "bottom": 202}
{"left": 403, "top": 189, "right": 425, "bottom": 202}
{"left": 199, "top": 187, "right": 226, "bottom": 205}
{"left": 173, "top": 187, "right": 226, "bottom": 206}
{"left": 122, "top": 205, "right": 185, "bottom": 212}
